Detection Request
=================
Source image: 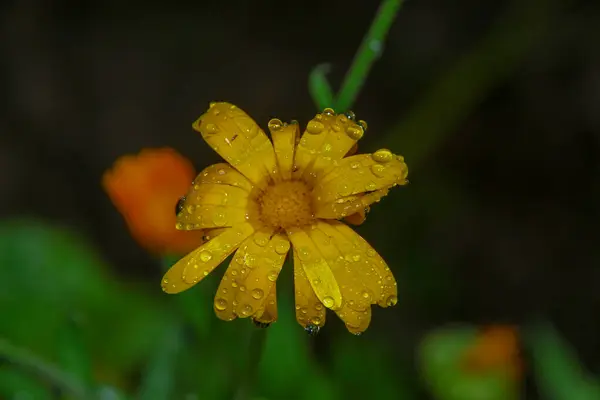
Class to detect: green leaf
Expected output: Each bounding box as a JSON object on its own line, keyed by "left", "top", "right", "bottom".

{"left": 257, "top": 290, "right": 313, "bottom": 399}
{"left": 332, "top": 334, "right": 413, "bottom": 399}
{"left": 0, "top": 218, "right": 167, "bottom": 382}
{"left": 0, "top": 367, "right": 52, "bottom": 400}
{"left": 137, "top": 321, "right": 182, "bottom": 400}
{"left": 525, "top": 322, "right": 600, "bottom": 400}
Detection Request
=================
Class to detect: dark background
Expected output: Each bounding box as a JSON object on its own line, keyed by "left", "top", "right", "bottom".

{"left": 2, "top": 0, "right": 600, "bottom": 398}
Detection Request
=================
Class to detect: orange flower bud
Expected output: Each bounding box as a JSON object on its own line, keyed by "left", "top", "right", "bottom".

{"left": 103, "top": 148, "right": 204, "bottom": 255}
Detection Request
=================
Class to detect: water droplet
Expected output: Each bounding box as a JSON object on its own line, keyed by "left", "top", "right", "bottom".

{"left": 365, "top": 182, "right": 377, "bottom": 191}
{"left": 267, "top": 270, "right": 278, "bottom": 282}
{"left": 362, "top": 290, "right": 372, "bottom": 300}
{"left": 371, "top": 164, "right": 386, "bottom": 177}
{"left": 239, "top": 285, "right": 246, "bottom": 292}
{"left": 367, "top": 249, "right": 376, "bottom": 257}
{"left": 305, "top": 324, "right": 321, "bottom": 336}
{"left": 175, "top": 222, "right": 184, "bottom": 230}
{"left": 204, "top": 123, "right": 219, "bottom": 134}
{"left": 311, "top": 316, "right": 322, "bottom": 326}
{"left": 350, "top": 162, "right": 360, "bottom": 169}
{"left": 232, "top": 281, "right": 239, "bottom": 288}
{"left": 386, "top": 295, "right": 398, "bottom": 307}
{"left": 217, "top": 168, "right": 226, "bottom": 175}
{"left": 345, "top": 125, "right": 364, "bottom": 140}
{"left": 322, "top": 107, "right": 335, "bottom": 116}
{"left": 213, "top": 211, "right": 227, "bottom": 226}
{"left": 175, "top": 196, "right": 186, "bottom": 215}
{"left": 253, "top": 234, "right": 269, "bottom": 247}
{"left": 322, "top": 296, "right": 335, "bottom": 308}
{"left": 306, "top": 120, "right": 325, "bottom": 134}
{"left": 185, "top": 223, "right": 194, "bottom": 230}
{"left": 163, "top": 278, "right": 169, "bottom": 284}
{"left": 186, "top": 204, "right": 196, "bottom": 214}
{"left": 241, "top": 304, "right": 253, "bottom": 316}
{"left": 215, "top": 298, "right": 227, "bottom": 311}
{"left": 297, "top": 247, "right": 311, "bottom": 261}
{"left": 372, "top": 148, "right": 394, "bottom": 163}
{"left": 231, "top": 269, "right": 238, "bottom": 276}
{"left": 331, "top": 124, "right": 341, "bottom": 132}
{"left": 252, "top": 288, "right": 264, "bottom": 299}
{"left": 275, "top": 240, "right": 290, "bottom": 255}
{"left": 369, "top": 39, "right": 383, "bottom": 55}
{"left": 344, "top": 111, "right": 356, "bottom": 121}
{"left": 315, "top": 303, "right": 323, "bottom": 311}
{"left": 253, "top": 319, "right": 271, "bottom": 328}
{"left": 268, "top": 118, "right": 283, "bottom": 132}
{"left": 199, "top": 250, "right": 212, "bottom": 262}
{"left": 358, "top": 120, "right": 368, "bottom": 132}
{"left": 352, "top": 254, "right": 361, "bottom": 262}
{"left": 338, "top": 183, "right": 352, "bottom": 196}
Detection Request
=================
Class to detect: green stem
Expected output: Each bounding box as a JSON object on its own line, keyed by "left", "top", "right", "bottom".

{"left": 235, "top": 327, "right": 268, "bottom": 400}
{"left": 334, "top": 0, "right": 404, "bottom": 112}
{"left": 308, "top": 63, "right": 335, "bottom": 110}
{"left": 0, "top": 338, "right": 91, "bottom": 398}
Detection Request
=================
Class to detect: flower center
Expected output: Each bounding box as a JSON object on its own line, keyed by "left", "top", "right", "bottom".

{"left": 259, "top": 180, "right": 314, "bottom": 230}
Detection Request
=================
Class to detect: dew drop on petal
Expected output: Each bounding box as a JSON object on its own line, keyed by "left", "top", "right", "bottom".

{"left": 213, "top": 212, "right": 227, "bottom": 226}
{"left": 323, "top": 107, "right": 335, "bottom": 116}
{"left": 268, "top": 118, "right": 283, "bottom": 131}
{"left": 306, "top": 120, "right": 325, "bottom": 135}
{"left": 241, "top": 304, "right": 253, "bottom": 316}
{"left": 371, "top": 164, "right": 386, "bottom": 177}
{"left": 199, "top": 250, "right": 212, "bottom": 262}
{"left": 345, "top": 125, "right": 364, "bottom": 140}
{"left": 251, "top": 288, "right": 264, "bottom": 300}
{"left": 205, "top": 123, "right": 219, "bottom": 134}
{"left": 215, "top": 298, "right": 227, "bottom": 311}
{"left": 267, "top": 270, "right": 278, "bottom": 282}
{"left": 275, "top": 240, "right": 290, "bottom": 255}
{"left": 372, "top": 148, "right": 394, "bottom": 163}
{"left": 239, "top": 285, "right": 246, "bottom": 292}
{"left": 297, "top": 247, "right": 311, "bottom": 261}
{"left": 322, "top": 296, "right": 335, "bottom": 308}
{"left": 386, "top": 295, "right": 398, "bottom": 307}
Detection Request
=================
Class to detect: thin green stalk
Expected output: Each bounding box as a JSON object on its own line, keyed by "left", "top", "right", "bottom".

{"left": 235, "top": 327, "right": 268, "bottom": 400}
{"left": 0, "top": 338, "right": 91, "bottom": 398}
{"left": 334, "top": 0, "right": 404, "bottom": 111}
{"left": 308, "top": 63, "right": 335, "bottom": 110}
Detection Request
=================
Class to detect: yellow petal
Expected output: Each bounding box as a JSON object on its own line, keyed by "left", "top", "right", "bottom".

{"left": 193, "top": 103, "right": 277, "bottom": 188}
{"left": 233, "top": 232, "right": 288, "bottom": 318}
{"left": 253, "top": 284, "right": 278, "bottom": 325}
{"left": 307, "top": 220, "right": 375, "bottom": 311}
{"left": 293, "top": 251, "right": 327, "bottom": 329}
{"left": 192, "top": 163, "right": 254, "bottom": 193}
{"left": 313, "top": 151, "right": 408, "bottom": 218}
{"left": 293, "top": 109, "right": 365, "bottom": 183}
{"left": 161, "top": 222, "right": 255, "bottom": 293}
{"left": 336, "top": 306, "right": 372, "bottom": 334}
{"left": 314, "top": 189, "right": 388, "bottom": 220}
{"left": 343, "top": 208, "right": 367, "bottom": 225}
{"left": 268, "top": 119, "right": 300, "bottom": 181}
{"left": 287, "top": 226, "right": 342, "bottom": 310}
{"left": 322, "top": 221, "right": 397, "bottom": 308}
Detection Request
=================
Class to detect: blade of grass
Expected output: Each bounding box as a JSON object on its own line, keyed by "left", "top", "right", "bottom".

{"left": 335, "top": 0, "right": 404, "bottom": 112}
{"left": 0, "top": 337, "right": 91, "bottom": 399}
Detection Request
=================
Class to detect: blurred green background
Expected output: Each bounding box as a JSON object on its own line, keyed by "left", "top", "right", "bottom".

{"left": 2, "top": 0, "right": 600, "bottom": 399}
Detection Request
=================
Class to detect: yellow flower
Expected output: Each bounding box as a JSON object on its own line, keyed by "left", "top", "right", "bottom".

{"left": 103, "top": 148, "right": 204, "bottom": 255}
{"left": 162, "top": 102, "right": 408, "bottom": 334}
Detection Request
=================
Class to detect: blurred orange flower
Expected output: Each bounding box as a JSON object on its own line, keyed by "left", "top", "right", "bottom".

{"left": 103, "top": 147, "right": 204, "bottom": 255}
{"left": 462, "top": 325, "right": 523, "bottom": 380}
